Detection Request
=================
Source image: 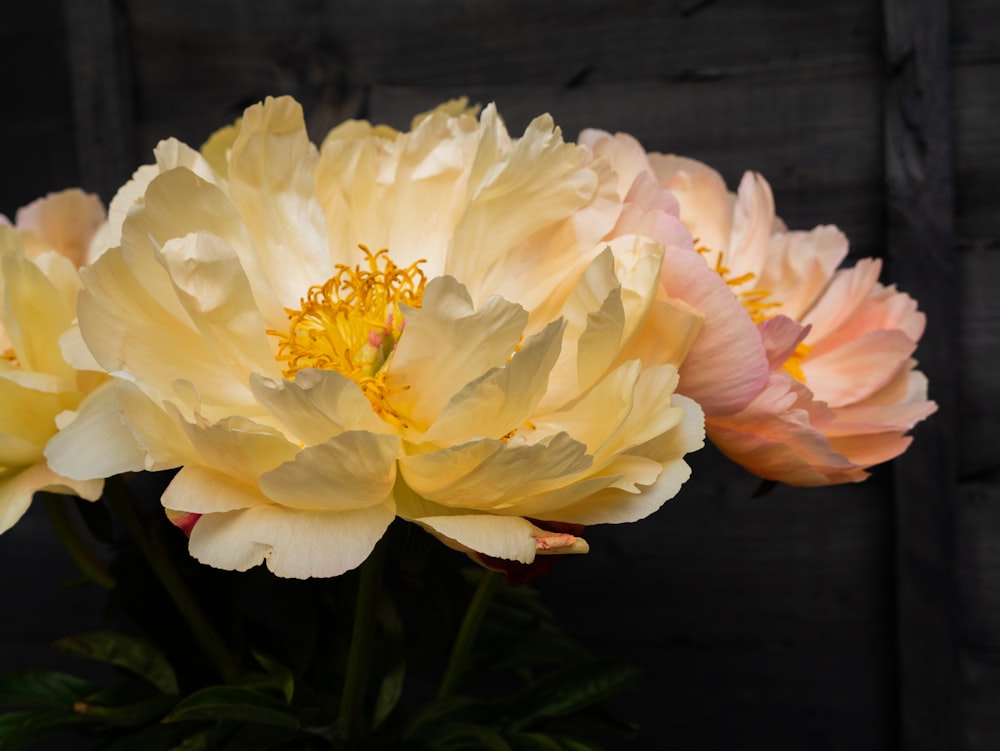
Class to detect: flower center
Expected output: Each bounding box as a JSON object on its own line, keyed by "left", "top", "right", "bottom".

{"left": 1, "top": 348, "right": 17, "bottom": 367}
{"left": 698, "top": 245, "right": 811, "bottom": 383}
{"left": 269, "top": 245, "right": 426, "bottom": 421}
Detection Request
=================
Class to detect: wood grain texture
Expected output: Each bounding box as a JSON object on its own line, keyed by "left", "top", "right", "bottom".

{"left": 0, "top": 0, "right": 78, "bottom": 217}
{"left": 63, "top": 0, "right": 138, "bottom": 202}
{"left": 883, "top": 0, "right": 960, "bottom": 748}
{"left": 1, "top": 0, "right": 989, "bottom": 748}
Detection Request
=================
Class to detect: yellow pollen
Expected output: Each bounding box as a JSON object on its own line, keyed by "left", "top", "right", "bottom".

{"left": 697, "top": 244, "right": 808, "bottom": 383}
{"left": 268, "top": 245, "right": 426, "bottom": 424}
{"left": 1, "top": 348, "right": 17, "bottom": 367}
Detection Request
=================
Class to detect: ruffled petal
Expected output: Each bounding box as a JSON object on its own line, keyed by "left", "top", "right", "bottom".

{"left": 388, "top": 276, "right": 527, "bottom": 429}
{"left": 188, "top": 503, "right": 394, "bottom": 578}
{"left": 258, "top": 431, "right": 400, "bottom": 511}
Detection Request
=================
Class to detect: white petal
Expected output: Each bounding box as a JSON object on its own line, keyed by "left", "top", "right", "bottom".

{"left": 250, "top": 369, "right": 392, "bottom": 446}
{"left": 159, "top": 232, "right": 280, "bottom": 380}
{"left": 1, "top": 463, "right": 102, "bottom": 535}
{"left": 414, "top": 514, "right": 540, "bottom": 564}
{"left": 400, "top": 432, "right": 592, "bottom": 511}
{"left": 78, "top": 246, "right": 257, "bottom": 408}
{"left": 388, "top": 276, "right": 527, "bottom": 428}
{"left": 421, "top": 318, "right": 564, "bottom": 447}
{"left": 259, "top": 431, "right": 400, "bottom": 510}
{"left": 45, "top": 380, "right": 145, "bottom": 480}
{"left": 227, "top": 96, "right": 330, "bottom": 308}
{"left": 162, "top": 465, "right": 266, "bottom": 514}
{"left": 188, "top": 503, "right": 394, "bottom": 578}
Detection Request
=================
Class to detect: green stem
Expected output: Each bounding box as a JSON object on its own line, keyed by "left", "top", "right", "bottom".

{"left": 104, "top": 477, "right": 239, "bottom": 682}
{"left": 41, "top": 494, "right": 115, "bottom": 590}
{"left": 437, "top": 571, "right": 500, "bottom": 700}
{"left": 339, "top": 539, "right": 386, "bottom": 741}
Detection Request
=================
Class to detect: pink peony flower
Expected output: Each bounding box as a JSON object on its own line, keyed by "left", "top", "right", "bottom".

{"left": 581, "top": 131, "right": 936, "bottom": 486}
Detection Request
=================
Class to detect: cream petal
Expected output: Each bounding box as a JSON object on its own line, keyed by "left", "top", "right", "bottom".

{"left": 178, "top": 413, "right": 298, "bottom": 487}
{"left": 44, "top": 380, "right": 145, "bottom": 480}
{"left": 14, "top": 189, "right": 105, "bottom": 267}
{"left": 188, "top": 503, "right": 394, "bottom": 578}
{"left": 651, "top": 154, "right": 734, "bottom": 266}
{"left": 533, "top": 360, "right": 642, "bottom": 456}
{"left": 58, "top": 325, "right": 102, "bottom": 372}
{"left": 388, "top": 276, "right": 527, "bottom": 428}
{"left": 448, "top": 108, "right": 598, "bottom": 291}
{"left": 78, "top": 246, "right": 257, "bottom": 408}
{"left": 421, "top": 319, "right": 564, "bottom": 447}
{"left": 159, "top": 232, "right": 280, "bottom": 380}
{"left": 379, "top": 109, "right": 480, "bottom": 274}
{"left": 1, "top": 250, "right": 75, "bottom": 379}
{"left": 757, "top": 225, "right": 848, "bottom": 321}
{"left": 162, "top": 465, "right": 266, "bottom": 514}
{"left": 536, "top": 248, "right": 623, "bottom": 411}
{"left": 400, "top": 433, "right": 592, "bottom": 511}
{"left": 250, "top": 369, "right": 391, "bottom": 446}
{"left": 124, "top": 167, "right": 284, "bottom": 325}
{"left": 259, "top": 432, "right": 399, "bottom": 511}
{"left": 0, "top": 374, "right": 64, "bottom": 451}
{"left": 227, "top": 96, "right": 330, "bottom": 307}
{"left": 533, "top": 453, "right": 690, "bottom": 526}
{"left": 0, "top": 463, "right": 102, "bottom": 534}
{"left": 579, "top": 129, "right": 658, "bottom": 201}
{"left": 90, "top": 164, "right": 159, "bottom": 260}
{"left": 413, "top": 514, "right": 542, "bottom": 564}
{"left": 153, "top": 138, "right": 220, "bottom": 184}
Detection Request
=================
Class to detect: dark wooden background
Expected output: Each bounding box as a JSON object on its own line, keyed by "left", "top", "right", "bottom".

{"left": 0, "top": 1, "right": 995, "bottom": 748}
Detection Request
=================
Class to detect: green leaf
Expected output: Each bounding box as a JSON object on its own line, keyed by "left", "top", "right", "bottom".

{"left": 250, "top": 651, "right": 295, "bottom": 704}
{"left": 55, "top": 631, "right": 179, "bottom": 695}
{"left": 372, "top": 661, "right": 405, "bottom": 729}
{"left": 0, "top": 670, "right": 95, "bottom": 708}
{"left": 163, "top": 687, "right": 298, "bottom": 729}
{"left": 551, "top": 737, "right": 605, "bottom": 751}
{"left": 505, "top": 732, "right": 565, "bottom": 751}
{"left": 0, "top": 707, "right": 87, "bottom": 750}
{"left": 69, "top": 692, "right": 177, "bottom": 727}
{"left": 499, "top": 660, "right": 641, "bottom": 730}
{"left": 428, "top": 721, "right": 513, "bottom": 751}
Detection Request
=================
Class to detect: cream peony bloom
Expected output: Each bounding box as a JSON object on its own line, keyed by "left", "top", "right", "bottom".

{"left": 0, "top": 190, "right": 106, "bottom": 533}
{"left": 581, "top": 130, "right": 936, "bottom": 486}
{"left": 48, "top": 97, "right": 705, "bottom": 578}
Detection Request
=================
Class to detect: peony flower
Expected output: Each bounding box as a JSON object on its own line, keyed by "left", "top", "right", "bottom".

{"left": 581, "top": 130, "right": 936, "bottom": 486}
{"left": 0, "top": 189, "right": 107, "bottom": 533}
{"left": 48, "top": 97, "right": 705, "bottom": 578}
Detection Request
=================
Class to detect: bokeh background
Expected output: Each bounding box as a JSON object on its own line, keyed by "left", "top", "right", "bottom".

{"left": 1, "top": 1, "right": 995, "bottom": 749}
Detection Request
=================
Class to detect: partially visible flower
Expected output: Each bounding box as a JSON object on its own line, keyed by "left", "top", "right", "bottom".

{"left": 48, "top": 97, "right": 705, "bottom": 578}
{"left": 581, "top": 131, "right": 936, "bottom": 486}
{"left": 0, "top": 190, "right": 106, "bottom": 533}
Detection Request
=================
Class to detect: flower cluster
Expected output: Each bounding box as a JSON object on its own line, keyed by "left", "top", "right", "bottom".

{"left": 2, "top": 97, "right": 935, "bottom": 578}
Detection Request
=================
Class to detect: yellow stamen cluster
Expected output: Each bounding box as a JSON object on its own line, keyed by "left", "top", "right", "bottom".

{"left": 697, "top": 245, "right": 810, "bottom": 383}
{"left": 269, "top": 245, "right": 426, "bottom": 422}
{"left": 1, "top": 348, "right": 17, "bottom": 367}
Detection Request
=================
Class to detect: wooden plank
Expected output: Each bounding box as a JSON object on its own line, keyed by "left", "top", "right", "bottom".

{"left": 537, "top": 447, "right": 895, "bottom": 748}
{"left": 0, "top": 0, "right": 79, "bottom": 216}
{"left": 953, "top": 63, "right": 1000, "bottom": 247}
{"left": 62, "top": 0, "right": 137, "bottom": 202}
{"left": 367, "top": 75, "right": 885, "bottom": 257}
{"left": 958, "top": 481, "right": 1000, "bottom": 751}
{"left": 883, "top": 0, "right": 960, "bottom": 747}
{"left": 957, "top": 251, "right": 1000, "bottom": 478}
